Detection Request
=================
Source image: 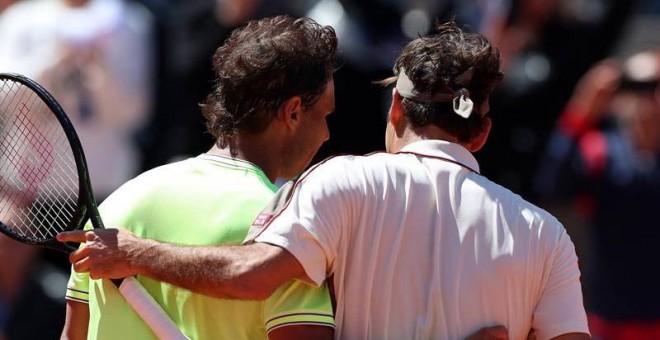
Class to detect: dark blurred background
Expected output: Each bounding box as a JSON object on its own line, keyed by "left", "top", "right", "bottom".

{"left": 1, "top": 0, "right": 659, "bottom": 338}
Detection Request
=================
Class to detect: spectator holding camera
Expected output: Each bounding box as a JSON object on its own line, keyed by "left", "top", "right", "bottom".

{"left": 535, "top": 50, "right": 660, "bottom": 339}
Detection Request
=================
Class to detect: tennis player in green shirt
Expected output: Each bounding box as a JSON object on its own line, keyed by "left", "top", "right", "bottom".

{"left": 61, "top": 15, "right": 336, "bottom": 340}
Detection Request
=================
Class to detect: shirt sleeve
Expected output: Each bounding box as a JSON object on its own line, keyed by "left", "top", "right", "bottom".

{"left": 263, "top": 280, "right": 335, "bottom": 334}
{"left": 532, "top": 229, "right": 590, "bottom": 339}
{"left": 254, "top": 157, "right": 352, "bottom": 287}
{"left": 64, "top": 220, "right": 93, "bottom": 304}
{"left": 65, "top": 247, "right": 90, "bottom": 304}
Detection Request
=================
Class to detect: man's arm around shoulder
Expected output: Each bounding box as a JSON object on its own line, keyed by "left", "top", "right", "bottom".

{"left": 57, "top": 229, "right": 307, "bottom": 300}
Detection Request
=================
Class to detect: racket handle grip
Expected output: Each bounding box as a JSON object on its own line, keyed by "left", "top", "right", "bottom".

{"left": 118, "top": 276, "right": 188, "bottom": 340}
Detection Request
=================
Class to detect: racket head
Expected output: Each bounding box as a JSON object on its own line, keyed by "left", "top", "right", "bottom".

{"left": 0, "top": 73, "right": 99, "bottom": 252}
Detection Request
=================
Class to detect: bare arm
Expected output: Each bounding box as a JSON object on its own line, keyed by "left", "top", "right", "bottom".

{"left": 57, "top": 229, "right": 307, "bottom": 300}
{"left": 465, "top": 326, "right": 509, "bottom": 340}
{"left": 269, "top": 325, "right": 333, "bottom": 340}
{"left": 551, "top": 333, "right": 590, "bottom": 340}
{"left": 526, "top": 329, "right": 590, "bottom": 340}
{"left": 60, "top": 300, "right": 88, "bottom": 340}
{"left": 270, "top": 324, "right": 510, "bottom": 340}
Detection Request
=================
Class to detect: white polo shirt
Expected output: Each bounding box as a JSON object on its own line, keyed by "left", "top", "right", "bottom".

{"left": 252, "top": 140, "right": 589, "bottom": 340}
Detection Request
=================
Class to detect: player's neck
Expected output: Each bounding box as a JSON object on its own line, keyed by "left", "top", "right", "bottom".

{"left": 391, "top": 125, "right": 463, "bottom": 152}
{"left": 207, "top": 136, "right": 282, "bottom": 182}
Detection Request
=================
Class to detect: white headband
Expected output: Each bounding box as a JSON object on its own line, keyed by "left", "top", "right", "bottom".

{"left": 395, "top": 68, "right": 475, "bottom": 119}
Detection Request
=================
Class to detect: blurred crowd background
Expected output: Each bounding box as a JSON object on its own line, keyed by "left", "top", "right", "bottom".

{"left": 0, "top": 0, "right": 659, "bottom": 338}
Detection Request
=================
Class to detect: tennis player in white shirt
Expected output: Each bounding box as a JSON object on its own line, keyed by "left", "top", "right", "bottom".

{"left": 60, "top": 19, "right": 590, "bottom": 340}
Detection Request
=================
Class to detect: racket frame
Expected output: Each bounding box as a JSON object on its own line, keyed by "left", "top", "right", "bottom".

{"left": 0, "top": 73, "right": 188, "bottom": 340}
{"left": 0, "top": 72, "right": 100, "bottom": 252}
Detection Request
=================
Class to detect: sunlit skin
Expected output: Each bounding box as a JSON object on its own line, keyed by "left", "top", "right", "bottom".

{"left": 280, "top": 79, "right": 334, "bottom": 180}
{"left": 206, "top": 79, "right": 334, "bottom": 183}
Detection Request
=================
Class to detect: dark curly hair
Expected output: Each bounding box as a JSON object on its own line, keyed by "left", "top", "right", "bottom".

{"left": 382, "top": 20, "right": 504, "bottom": 142}
{"left": 201, "top": 15, "right": 337, "bottom": 148}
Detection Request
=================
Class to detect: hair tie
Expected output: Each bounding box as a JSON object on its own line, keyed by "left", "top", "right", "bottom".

{"left": 395, "top": 69, "right": 453, "bottom": 103}
{"left": 395, "top": 69, "right": 476, "bottom": 119}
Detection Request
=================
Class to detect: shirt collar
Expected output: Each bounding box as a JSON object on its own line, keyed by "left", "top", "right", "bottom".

{"left": 197, "top": 153, "right": 278, "bottom": 190}
{"left": 197, "top": 153, "right": 266, "bottom": 174}
{"left": 398, "top": 140, "right": 480, "bottom": 173}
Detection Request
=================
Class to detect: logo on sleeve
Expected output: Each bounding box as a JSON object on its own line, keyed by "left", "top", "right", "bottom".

{"left": 252, "top": 213, "right": 274, "bottom": 227}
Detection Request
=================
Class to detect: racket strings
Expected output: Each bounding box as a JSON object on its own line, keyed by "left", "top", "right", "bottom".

{"left": 0, "top": 79, "right": 80, "bottom": 242}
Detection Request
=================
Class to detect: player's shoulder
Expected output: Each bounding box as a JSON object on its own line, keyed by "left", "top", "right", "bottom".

{"left": 134, "top": 158, "right": 195, "bottom": 180}
{"left": 308, "top": 151, "right": 394, "bottom": 172}
{"left": 106, "top": 158, "right": 196, "bottom": 196}
{"left": 300, "top": 151, "right": 433, "bottom": 191}
{"left": 479, "top": 175, "right": 563, "bottom": 231}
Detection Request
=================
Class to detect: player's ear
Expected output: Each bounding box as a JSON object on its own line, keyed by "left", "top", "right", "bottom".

{"left": 278, "top": 96, "right": 303, "bottom": 127}
{"left": 389, "top": 89, "right": 406, "bottom": 135}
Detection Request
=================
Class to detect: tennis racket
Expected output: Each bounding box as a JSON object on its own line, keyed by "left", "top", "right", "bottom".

{"left": 0, "top": 73, "right": 186, "bottom": 340}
